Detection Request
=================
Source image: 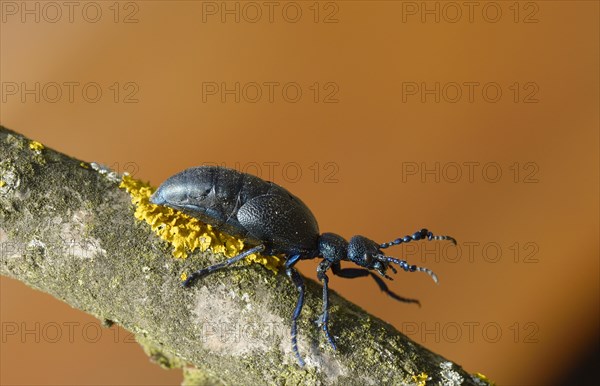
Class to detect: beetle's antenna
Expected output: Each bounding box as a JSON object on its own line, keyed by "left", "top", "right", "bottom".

{"left": 379, "top": 228, "right": 457, "bottom": 249}
{"left": 380, "top": 256, "right": 439, "bottom": 284}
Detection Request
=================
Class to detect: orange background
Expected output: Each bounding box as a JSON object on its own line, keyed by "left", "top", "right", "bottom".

{"left": 1, "top": 1, "right": 598, "bottom": 385}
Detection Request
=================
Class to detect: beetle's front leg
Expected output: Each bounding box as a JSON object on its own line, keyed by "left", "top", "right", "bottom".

{"left": 317, "top": 260, "right": 337, "bottom": 351}
{"left": 331, "top": 262, "right": 421, "bottom": 305}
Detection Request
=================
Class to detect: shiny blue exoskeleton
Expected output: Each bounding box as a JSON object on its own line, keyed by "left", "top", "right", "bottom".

{"left": 150, "top": 165, "right": 456, "bottom": 366}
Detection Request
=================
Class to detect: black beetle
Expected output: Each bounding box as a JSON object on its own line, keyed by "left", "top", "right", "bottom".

{"left": 150, "top": 165, "right": 456, "bottom": 366}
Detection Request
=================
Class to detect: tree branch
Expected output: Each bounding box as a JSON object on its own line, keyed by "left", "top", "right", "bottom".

{"left": 0, "top": 126, "right": 493, "bottom": 386}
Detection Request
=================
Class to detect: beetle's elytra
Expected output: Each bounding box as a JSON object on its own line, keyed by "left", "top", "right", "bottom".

{"left": 151, "top": 165, "right": 456, "bottom": 366}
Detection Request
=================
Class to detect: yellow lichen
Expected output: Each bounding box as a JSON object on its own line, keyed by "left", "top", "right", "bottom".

{"left": 474, "top": 373, "right": 496, "bottom": 386}
{"left": 29, "top": 140, "right": 45, "bottom": 152}
{"left": 80, "top": 162, "right": 90, "bottom": 169}
{"left": 0, "top": 180, "right": 5, "bottom": 188}
{"left": 119, "top": 174, "right": 283, "bottom": 275}
{"left": 412, "top": 372, "right": 428, "bottom": 386}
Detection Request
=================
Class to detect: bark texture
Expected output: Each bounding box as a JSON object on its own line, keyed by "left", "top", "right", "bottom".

{"left": 0, "top": 126, "right": 492, "bottom": 386}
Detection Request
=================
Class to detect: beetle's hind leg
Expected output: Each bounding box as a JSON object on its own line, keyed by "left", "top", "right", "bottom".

{"left": 316, "top": 260, "right": 337, "bottom": 351}
{"left": 182, "top": 244, "right": 265, "bottom": 287}
{"left": 286, "top": 263, "right": 306, "bottom": 367}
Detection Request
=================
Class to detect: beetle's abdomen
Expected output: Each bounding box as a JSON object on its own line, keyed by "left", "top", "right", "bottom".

{"left": 150, "top": 166, "right": 319, "bottom": 253}
{"left": 237, "top": 193, "right": 319, "bottom": 255}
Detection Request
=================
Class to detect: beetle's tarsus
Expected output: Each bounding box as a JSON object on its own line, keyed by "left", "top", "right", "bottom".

{"left": 323, "top": 325, "right": 337, "bottom": 351}
{"left": 181, "top": 274, "right": 197, "bottom": 288}
{"left": 287, "top": 266, "right": 306, "bottom": 367}
{"left": 316, "top": 263, "right": 337, "bottom": 352}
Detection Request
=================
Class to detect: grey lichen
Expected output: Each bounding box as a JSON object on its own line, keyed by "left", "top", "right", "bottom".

{"left": 0, "top": 125, "right": 493, "bottom": 386}
{"left": 439, "top": 361, "right": 465, "bottom": 386}
{"left": 0, "top": 160, "right": 20, "bottom": 197}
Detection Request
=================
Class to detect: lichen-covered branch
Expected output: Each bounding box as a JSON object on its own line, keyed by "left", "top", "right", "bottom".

{"left": 0, "top": 126, "right": 493, "bottom": 386}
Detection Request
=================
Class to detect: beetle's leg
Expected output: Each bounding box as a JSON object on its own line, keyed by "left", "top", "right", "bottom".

{"left": 182, "top": 244, "right": 265, "bottom": 287}
{"left": 317, "top": 260, "right": 337, "bottom": 351}
{"left": 286, "top": 263, "right": 306, "bottom": 367}
{"left": 379, "top": 228, "right": 457, "bottom": 249}
{"left": 331, "top": 262, "right": 420, "bottom": 306}
{"left": 285, "top": 253, "right": 302, "bottom": 269}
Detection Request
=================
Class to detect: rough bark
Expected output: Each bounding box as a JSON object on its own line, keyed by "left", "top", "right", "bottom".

{"left": 0, "top": 126, "right": 492, "bottom": 386}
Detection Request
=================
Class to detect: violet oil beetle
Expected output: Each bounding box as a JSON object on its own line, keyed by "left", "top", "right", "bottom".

{"left": 150, "top": 166, "right": 456, "bottom": 366}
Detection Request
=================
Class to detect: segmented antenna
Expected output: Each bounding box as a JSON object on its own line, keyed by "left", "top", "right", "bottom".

{"left": 379, "top": 228, "right": 457, "bottom": 249}
{"left": 381, "top": 256, "right": 439, "bottom": 284}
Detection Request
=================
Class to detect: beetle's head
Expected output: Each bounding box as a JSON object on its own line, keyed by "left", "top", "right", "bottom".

{"left": 347, "top": 235, "right": 438, "bottom": 283}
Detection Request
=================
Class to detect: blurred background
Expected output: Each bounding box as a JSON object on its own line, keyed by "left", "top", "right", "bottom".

{"left": 1, "top": 1, "right": 598, "bottom": 385}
